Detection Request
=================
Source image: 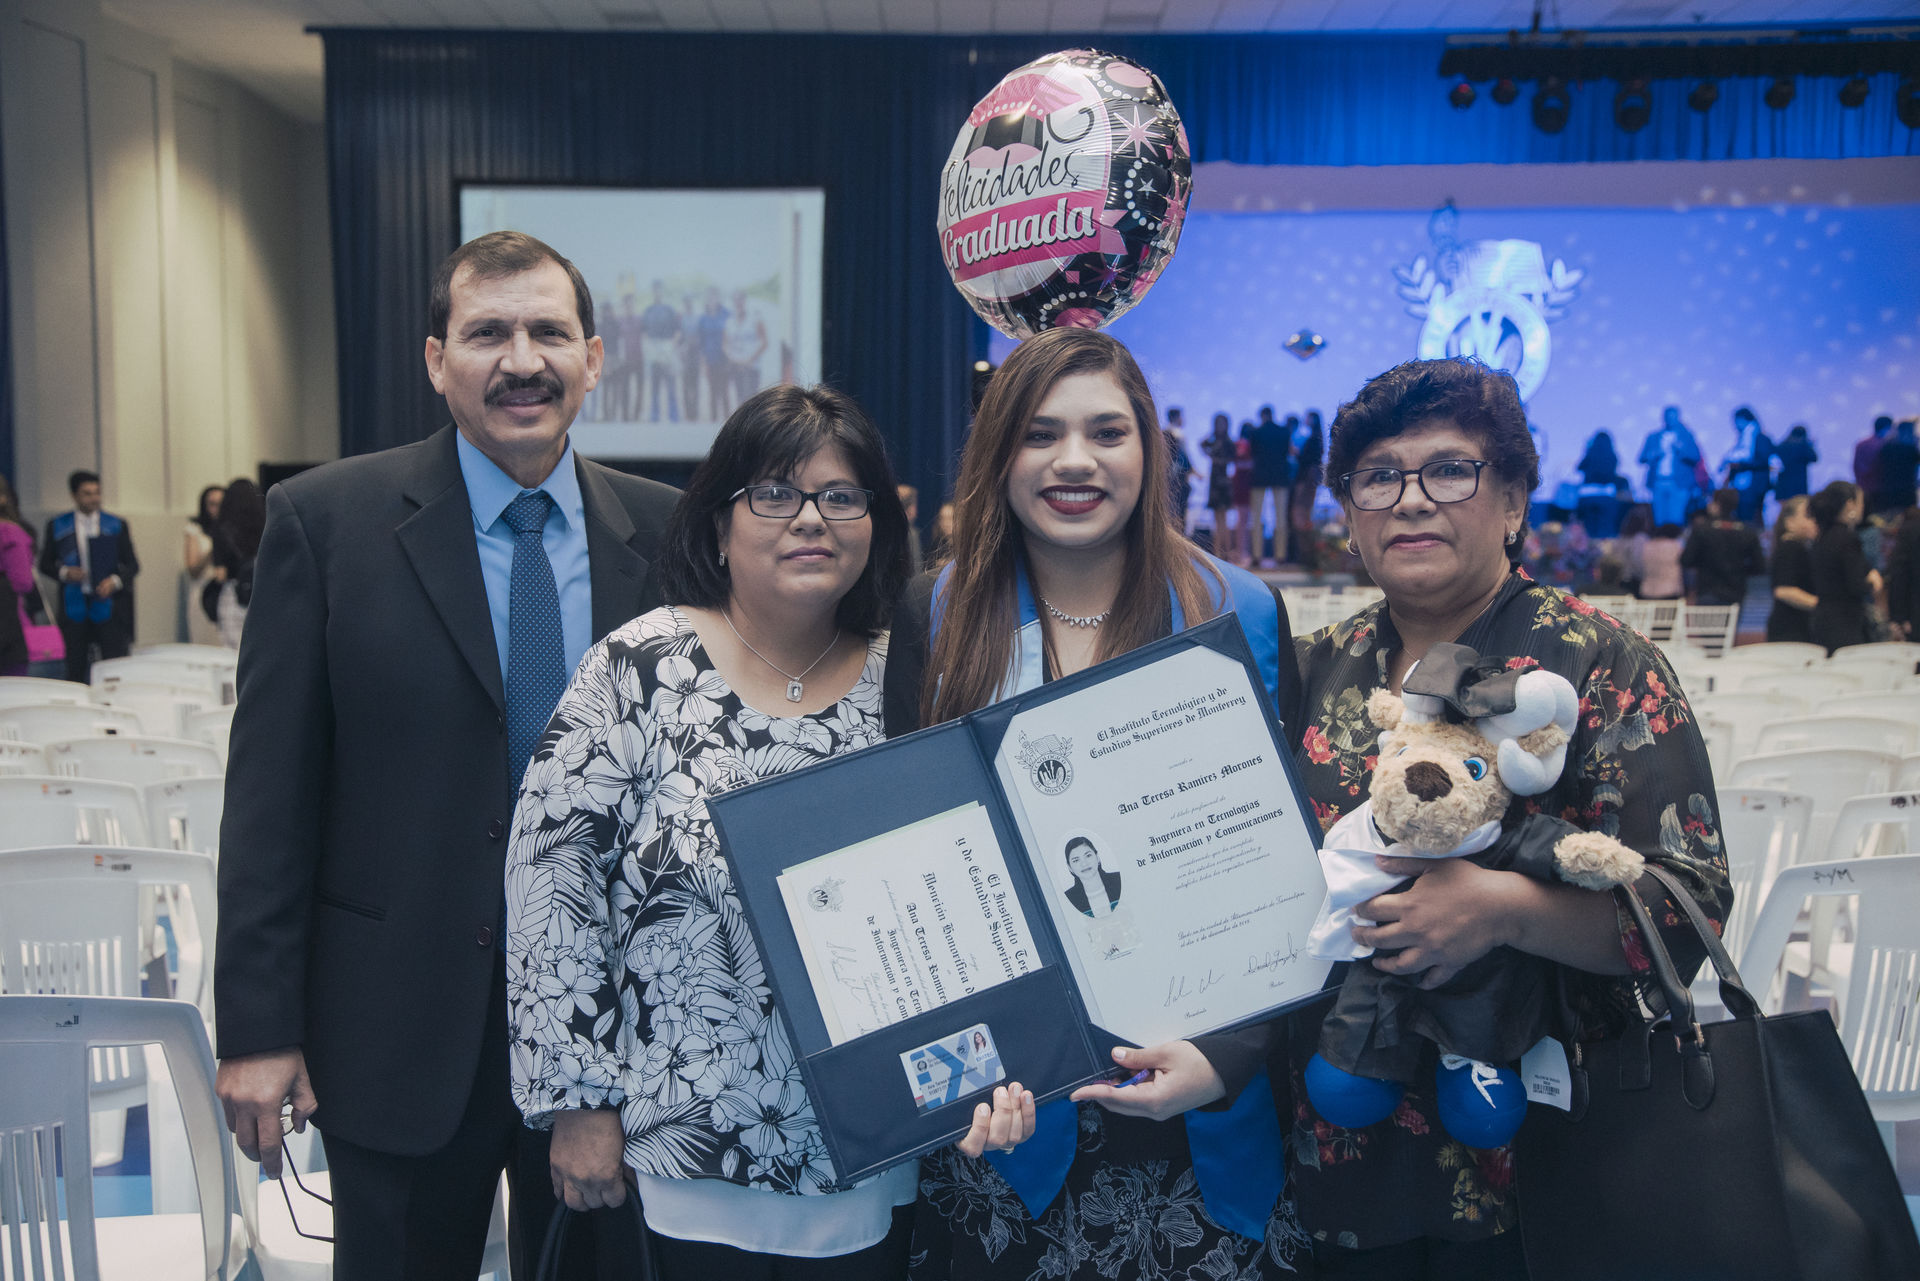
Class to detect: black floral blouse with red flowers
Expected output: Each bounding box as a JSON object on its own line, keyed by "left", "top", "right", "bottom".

{"left": 1287, "top": 569, "right": 1731, "bottom": 1250}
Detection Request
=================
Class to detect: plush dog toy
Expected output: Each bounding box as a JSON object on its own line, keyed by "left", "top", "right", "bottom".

{"left": 1304, "top": 644, "right": 1644, "bottom": 1149}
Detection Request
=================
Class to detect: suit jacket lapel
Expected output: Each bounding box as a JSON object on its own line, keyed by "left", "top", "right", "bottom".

{"left": 578, "top": 457, "right": 653, "bottom": 641}
{"left": 396, "top": 427, "right": 505, "bottom": 712}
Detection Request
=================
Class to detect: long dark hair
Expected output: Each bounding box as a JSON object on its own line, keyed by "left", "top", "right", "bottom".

{"left": 1808, "top": 480, "right": 1859, "bottom": 533}
{"left": 216, "top": 479, "right": 267, "bottom": 562}
{"left": 924, "top": 328, "right": 1220, "bottom": 726}
{"left": 193, "top": 485, "right": 225, "bottom": 536}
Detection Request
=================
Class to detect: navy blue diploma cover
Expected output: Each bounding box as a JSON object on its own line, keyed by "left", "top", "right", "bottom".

{"left": 710, "top": 613, "right": 1324, "bottom": 1186}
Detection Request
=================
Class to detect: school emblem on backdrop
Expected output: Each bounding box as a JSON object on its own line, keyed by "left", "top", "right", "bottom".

{"left": 1015, "top": 732, "right": 1076, "bottom": 796}
{"left": 1394, "top": 200, "right": 1584, "bottom": 402}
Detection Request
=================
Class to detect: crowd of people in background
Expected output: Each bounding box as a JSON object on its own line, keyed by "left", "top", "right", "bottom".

{"left": 1164, "top": 403, "right": 1326, "bottom": 569}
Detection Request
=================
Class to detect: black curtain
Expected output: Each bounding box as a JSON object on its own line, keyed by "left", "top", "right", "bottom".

{"left": 319, "top": 29, "right": 1918, "bottom": 501}
{"left": 0, "top": 109, "right": 13, "bottom": 489}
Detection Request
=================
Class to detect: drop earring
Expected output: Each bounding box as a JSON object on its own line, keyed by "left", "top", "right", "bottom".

{"left": 718, "top": 550, "right": 728, "bottom": 566}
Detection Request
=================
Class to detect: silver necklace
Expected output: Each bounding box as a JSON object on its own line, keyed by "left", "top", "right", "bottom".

{"left": 1040, "top": 596, "right": 1111, "bottom": 629}
{"left": 722, "top": 609, "right": 841, "bottom": 702}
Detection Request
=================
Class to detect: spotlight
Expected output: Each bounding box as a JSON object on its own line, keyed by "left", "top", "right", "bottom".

{"left": 1839, "top": 75, "right": 1869, "bottom": 109}
{"left": 1532, "top": 78, "right": 1571, "bottom": 134}
{"left": 1448, "top": 80, "right": 1476, "bottom": 110}
{"left": 1613, "top": 79, "right": 1652, "bottom": 133}
{"left": 1764, "top": 76, "right": 1795, "bottom": 110}
{"left": 1491, "top": 77, "right": 1519, "bottom": 106}
{"left": 1687, "top": 80, "right": 1719, "bottom": 113}
{"left": 1899, "top": 76, "right": 1920, "bottom": 129}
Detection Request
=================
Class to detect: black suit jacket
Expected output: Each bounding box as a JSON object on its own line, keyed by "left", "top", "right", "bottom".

{"left": 214, "top": 426, "right": 678, "bottom": 1155}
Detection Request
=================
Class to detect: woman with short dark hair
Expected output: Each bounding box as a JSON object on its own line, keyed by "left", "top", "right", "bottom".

{"left": 506, "top": 384, "right": 1028, "bottom": 1276}
{"left": 1291, "top": 358, "right": 1727, "bottom": 1278}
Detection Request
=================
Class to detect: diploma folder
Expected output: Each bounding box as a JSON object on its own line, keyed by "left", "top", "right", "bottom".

{"left": 710, "top": 613, "right": 1330, "bottom": 1185}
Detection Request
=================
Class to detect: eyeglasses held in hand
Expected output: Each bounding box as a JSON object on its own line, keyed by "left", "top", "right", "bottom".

{"left": 277, "top": 1135, "right": 334, "bottom": 1242}
{"left": 1337, "top": 459, "right": 1492, "bottom": 511}
{"left": 728, "top": 484, "right": 872, "bottom": 520}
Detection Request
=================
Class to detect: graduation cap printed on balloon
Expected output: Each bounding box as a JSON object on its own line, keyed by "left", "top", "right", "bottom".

{"left": 938, "top": 50, "right": 1192, "bottom": 340}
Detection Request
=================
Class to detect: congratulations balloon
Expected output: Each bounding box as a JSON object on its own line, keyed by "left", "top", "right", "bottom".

{"left": 938, "top": 50, "right": 1191, "bottom": 340}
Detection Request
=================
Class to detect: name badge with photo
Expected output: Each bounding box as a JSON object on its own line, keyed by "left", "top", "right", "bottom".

{"left": 900, "top": 1023, "right": 1006, "bottom": 1113}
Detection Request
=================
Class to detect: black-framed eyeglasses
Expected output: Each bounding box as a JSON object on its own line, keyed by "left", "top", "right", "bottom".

{"left": 1336, "top": 459, "right": 1493, "bottom": 511}
{"left": 277, "top": 1135, "right": 334, "bottom": 1242}
{"left": 728, "top": 484, "right": 872, "bottom": 520}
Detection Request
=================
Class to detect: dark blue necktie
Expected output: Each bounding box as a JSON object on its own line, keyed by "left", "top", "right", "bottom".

{"left": 503, "top": 490, "right": 565, "bottom": 793}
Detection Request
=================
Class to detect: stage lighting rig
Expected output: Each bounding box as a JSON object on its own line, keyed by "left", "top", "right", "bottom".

{"left": 1449, "top": 80, "right": 1477, "bottom": 109}
{"left": 1440, "top": 22, "right": 1919, "bottom": 134}
{"left": 1613, "top": 79, "right": 1652, "bottom": 131}
{"left": 1532, "top": 78, "right": 1571, "bottom": 134}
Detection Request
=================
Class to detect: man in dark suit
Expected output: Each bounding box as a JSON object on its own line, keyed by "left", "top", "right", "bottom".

{"left": 214, "top": 231, "right": 678, "bottom": 1279}
{"left": 40, "top": 469, "right": 138, "bottom": 682}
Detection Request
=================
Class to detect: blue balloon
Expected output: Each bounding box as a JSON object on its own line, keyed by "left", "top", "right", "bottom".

{"left": 1434, "top": 1058, "right": 1527, "bottom": 1149}
{"left": 1305, "top": 1053, "right": 1404, "bottom": 1130}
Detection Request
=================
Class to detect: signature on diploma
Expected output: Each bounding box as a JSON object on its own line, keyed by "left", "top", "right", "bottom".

{"left": 1164, "top": 967, "right": 1225, "bottom": 1008}
{"left": 1243, "top": 936, "right": 1304, "bottom": 982}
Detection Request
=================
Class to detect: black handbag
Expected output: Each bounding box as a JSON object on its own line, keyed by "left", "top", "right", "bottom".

{"left": 1515, "top": 864, "right": 1920, "bottom": 1281}
{"left": 533, "top": 1190, "right": 658, "bottom": 1281}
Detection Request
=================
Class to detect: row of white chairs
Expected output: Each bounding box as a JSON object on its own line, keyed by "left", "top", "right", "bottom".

{"left": 1, "top": 774, "right": 226, "bottom": 856}
{"left": 0, "top": 698, "right": 233, "bottom": 760}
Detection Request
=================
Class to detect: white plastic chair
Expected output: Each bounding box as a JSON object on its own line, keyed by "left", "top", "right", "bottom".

{"left": 1733, "top": 669, "right": 1868, "bottom": 701}
{"left": 1820, "top": 653, "right": 1917, "bottom": 692}
{"left": 1622, "top": 598, "right": 1681, "bottom": 643}
{"left": 145, "top": 778, "right": 226, "bottom": 859}
{"left": 1580, "top": 594, "right": 1633, "bottom": 615}
{"left": 1696, "top": 714, "right": 1734, "bottom": 779}
{"left": 0, "top": 776, "right": 151, "bottom": 849}
{"left": 94, "top": 680, "right": 216, "bottom": 739}
{"left": 133, "top": 643, "right": 240, "bottom": 671}
{"left": 185, "top": 705, "right": 236, "bottom": 764}
{"left": 1694, "top": 788, "right": 1814, "bottom": 1012}
{"left": 0, "top": 994, "right": 243, "bottom": 1280}
{"left": 0, "top": 703, "right": 143, "bottom": 745}
{"left": 1739, "top": 855, "right": 1920, "bottom": 1153}
{"left": 91, "top": 656, "right": 225, "bottom": 699}
{"left": 1690, "top": 655, "right": 1790, "bottom": 694}
{"left": 1753, "top": 715, "right": 1920, "bottom": 758}
{"left": 1822, "top": 791, "right": 1920, "bottom": 863}
{"left": 1832, "top": 640, "right": 1920, "bottom": 668}
{"left": 43, "top": 736, "right": 224, "bottom": 788}
{"left": 1899, "top": 754, "right": 1920, "bottom": 791}
{"left": 1676, "top": 603, "right": 1740, "bottom": 656}
{"left": 1727, "top": 641, "right": 1824, "bottom": 667}
{"left": 0, "top": 845, "right": 217, "bottom": 1020}
{"left": 1822, "top": 690, "right": 1920, "bottom": 721}
{"left": 1726, "top": 749, "right": 1899, "bottom": 820}
{"left": 0, "top": 677, "right": 92, "bottom": 708}
{"left": 0, "top": 739, "right": 47, "bottom": 776}
{"left": 1690, "top": 690, "right": 1808, "bottom": 765}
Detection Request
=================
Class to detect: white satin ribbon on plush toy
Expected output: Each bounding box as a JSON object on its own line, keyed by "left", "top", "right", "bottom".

{"left": 1306, "top": 806, "right": 1503, "bottom": 961}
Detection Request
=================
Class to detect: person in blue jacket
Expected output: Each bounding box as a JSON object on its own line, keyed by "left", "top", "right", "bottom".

{"left": 39, "top": 469, "right": 138, "bottom": 683}
{"left": 884, "top": 326, "right": 1309, "bottom": 1281}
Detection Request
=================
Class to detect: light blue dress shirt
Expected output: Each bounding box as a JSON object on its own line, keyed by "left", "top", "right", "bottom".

{"left": 455, "top": 431, "right": 593, "bottom": 683}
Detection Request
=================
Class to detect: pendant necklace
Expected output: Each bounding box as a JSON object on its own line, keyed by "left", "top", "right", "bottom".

{"left": 1040, "top": 596, "right": 1111, "bottom": 629}
{"left": 722, "top": 609, "right": 841, "bottom": 703}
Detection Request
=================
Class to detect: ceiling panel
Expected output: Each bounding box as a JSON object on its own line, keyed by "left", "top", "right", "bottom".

{"left": 104, "top": 0, "right": 1914, "bottom": 123}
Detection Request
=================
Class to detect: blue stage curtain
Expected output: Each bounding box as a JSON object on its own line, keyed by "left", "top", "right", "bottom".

{"left": 319, "top": 29, "right": 1917, "bottom": 486}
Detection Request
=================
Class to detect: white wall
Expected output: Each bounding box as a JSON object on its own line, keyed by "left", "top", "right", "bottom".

{"left": 1, "top": 0, "right": 337, "bottom": 646}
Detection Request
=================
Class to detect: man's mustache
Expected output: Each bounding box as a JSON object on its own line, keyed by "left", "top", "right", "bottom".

{"left": 485, "top": 374, "right": 563, "bottom": 405}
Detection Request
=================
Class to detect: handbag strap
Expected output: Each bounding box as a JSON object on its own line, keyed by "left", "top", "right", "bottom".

{"left": 534, "top": 1192, "right": 657, "bottom": 1281}
{"left": 1640, "top": 862, "right": 1761, "bottom": 1019}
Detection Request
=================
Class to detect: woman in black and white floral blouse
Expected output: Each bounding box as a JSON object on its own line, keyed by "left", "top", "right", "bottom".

{"left": 505, "top": 385, "right": 1033, "bottom": 1278}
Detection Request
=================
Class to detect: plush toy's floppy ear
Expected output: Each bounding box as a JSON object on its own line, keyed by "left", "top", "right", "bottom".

{"left": 1366, "top": 688, "right": 1405, "bottom": 730}
{"left": 1480, "top": 669, "right": 1580, "bottom": 796}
